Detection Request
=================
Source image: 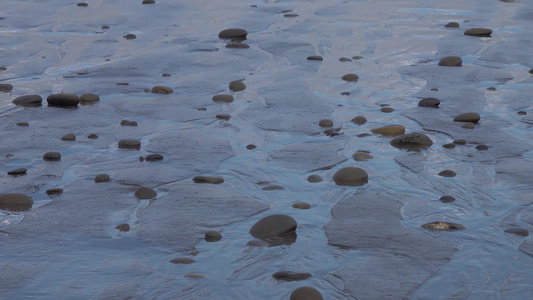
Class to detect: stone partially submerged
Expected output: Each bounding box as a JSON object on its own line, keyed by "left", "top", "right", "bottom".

{"left": 390, "top": 132, "right": 433, "bottom": 150}
{"left": 0, "top": 193, "right": 33, "bottom": 211}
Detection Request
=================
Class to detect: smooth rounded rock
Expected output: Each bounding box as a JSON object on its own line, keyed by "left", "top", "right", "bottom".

{"left": 342, "top": 73, "right": 359, "bottom": 82}
{"left": 61, "top": 133, "right": 76, "bottom": 141}
{"left": 318, "top": 119, "right": 333, "bottom": 128}
{"left": 439, "top": 56, "right": 462, "bottom": 67}
{"left": 80, "top": 93, "right": 100, "bottom": 102}
{"left": 272, "top": 271, "right": 311, "bottom": 282}
{"left": 151, "top": 86, "right": 173, "bottom": 94}
{"left": 453, "top": 139, "right": 466, "bottom": 145}
{"left": 422, "top": 221, "right": 465, "bottom": 231}
{"left": 212, "top": 94, "right": 234, "bottom": 103}
{"left": 464, "top": 28, "right": 492, "bottom": 37}
{"left": 145, "top": 154, "right": 164, "bottom": 161}
{"left": 12, "top": 95, "right": 42, "bottom": 107}
{"left": 43, "top": 152, "right": 61, "bottom": 161}
{"left": 77, "top": 3, "right": 88, "bottom": 7}
{"left": 445, "top": 22, "right": 460, "bottom": 28}
{"left": 462, "top": 122, "right": 475, "bottom": 129}
{"left": 476, "top": 145, "right": 489, "bottom": 151}
{"left": 47, "top": 93, "right": 80, "bottom": 107}
{"left": 418, "top": 97, "right": 440, "bottom": 107}
{"left": 123, "top": 34, "right": 137, "bottom": 40}
{"left": 454, "top": 112, "right": 480, "bottom": 123}
{"left": 380, "top": 107, "right": 394, "bottom": 113}
{"left": 0, "top": 84, "right": 13, "bottom": 92}
{"left": 262, "top": 185, "right": 284, "bottom": 191}
{"left": 0, "top": 193, "right": 33, "bottom": 211}
{"left": 205, "top": 230, "right": 222, "bottom": 242}
{"left": 371, "top": 124, "right": 405, "bottom": 135}
{"left": 390, "top": 132, "right": 433, "bottom": 150}
{"left": 505, "top": 228, "right": 529, "bottom": 237}
{"left": 216, "top": 114, "right": 231, "bottom": 120}
{"left": 16, "top": 122, "right": 29, "bottom": 127}
{"left": 307, "top": 55, "right": 323, "bottom": 61}
{"left": 250, "top": 214, "right": 297, "bottom": 240}
{"left": 116, "top": 223, "right": 130, "bottom": 232}
{"left": 7, "top": 168, "right": 27, "bottom": 176}
{"left": 440, "top": 195, "right": 455, "bottom": 203}
{"left": 95, "top": 174, "right": 110, "bottom": 183}
{"left": 135, "top": 187, "right": 157, "bottom": 199}
{"left": 193, "top": 175, "right": 224, "bottom": 184}
{"left": 226, "top": 43, "right": 249, "bottom": 49}
{"left": 170, "top": 257, "right": 196, "bottom": 264}
{"left": 229, "top": 81, "right": 246, "bottom": 92}
{"left": 307, "top": 175, "right": 323, "bottom": 183}
{"left": 46, "top": 188, "right": 63, "bottom": 196}
{"left": 218, "top": 28, "right": 248, "bottom": 40}
{"left": 120, "top": 120, "right": 137, "bottom": 126}
{"left": 246, "top": 144, "right": 257, "bottom": 150}
{"left": 292, "top": 202, "right": 311, "bottom": 209}
{"left": 118, "top": 139, "right": 141, "bottom": 150}
{"left": 290, "top": 287, "right": 324, "bottom": 300}
{"left": 352, "top": 151, "right": 373, "bottom": 161}
{"left": 332, "top": 167, "right": 368, "bottom": 186}
{"left": 87, "top": 134, "right": 98, "bottom": 139}
{"left": 438, "top": 170, "right": 457, "bottom": 177}
{"left": 351, "top": 116, "right": 367, "bottom": 125}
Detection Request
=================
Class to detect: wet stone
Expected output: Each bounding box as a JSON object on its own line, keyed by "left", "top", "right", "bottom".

{"left": 94, "top": 174, "right": 110, "bottom": 183}
{"left": 290, "top": 287, "right": 324, "bottom": 300}
{"left": 135, "top": 187, "right": 157, "bottom": 199}
{"left": 351, "top": 116, "right": 367, "bottom": 125}
{"left": 324, "top": 128, "right": 341, "bottom": 137}
{"left": 250, "top": 214, "right": 297, "bottom": 241}
{"left": 12, "top": 95, "right": 42, "bottom": 107}
{"left": 142, "top": 0, "right": 155, "bottom": 4}
{"left": 454, "top": 112, "right": 480, "bottom": 123}
{"left": 205, "top": 230, "right": 222, "bottom": 242}
{"left": 8, "top": 168, "right": 27, "bottom": 176}
{"left": 226, "top": 43, "right": 249, "bottom": 49}
{"left": 77, "top": 2, "right": 88, "bottom": 7}
{"left": 505, "top": 228, "right": 529, "bottom": 237}
{"left": 341, "top": 92, "right": 350, "bottom": 95}
{"left": 487, "top": 87, "right": 496, "bottom": 91}
{"left": 476, "top": 145, "right": 489, "bottom": 151}
{"left": 47, "top": 93, "right": 80, "bottom": 107}
{"left": 246, "top": 144, "right": 257, "bottom": 150}
{"left": 229, "top": 80, "right": 246, "bottom": 92}
{"left": 332, "top": 167, "right": 368, "bottom": 186}
{"left": 380, "top": 107, "right": 394, "bottom": 113}
{"left": 464, "top": 28, "right": 492, "bottom": 37}
{"left": 145, "top": 154, "right": 163, "bottom": 162}
{"left": 80, "top": 93, "right": 99, "bottom": 102}
{"left": 0, "top": 193, "right": 33, "bottom": 211}
{"left": 307, "top": 175, "right": 323, "bottom": 183}
{"left": 453, "top": 139, "right": 466, "bottom": 145}
{"left": 352, "top": 151, "right": 373, "bottom": 161}
{"left": 339, "top": 57, "right": 352, "bottom": 62}
{"left": 218, "top": 28, "right": 248, "bottom": 40}
{"left": 151, "top": 86, "right": 173, "bottom": 94}
{"left": 438, "top": 170, "right": 456, "bottom": 177}
{"left": 61, "top": 133, "right": 76, "bottom": 141}
{"left": 371, "top": 124, "right": 405, "bottom": 135}
{"left": 120, "top": 120, "right": 138, "bottom": 126}
{"left": 440, "top": 195, "right": 456, "bottom": 203}
{"left": 529, "top": 69, "right": 533, "bottom": 75}
{"left": 87, "top": 134, "right": 98, "bottom": 139}
{"left": 0, "top": 84, "right": 13, "bottom": 92}
{"left": 342, "top": 73, "right": 359, "bottom": 82}
{"left": 116, "top": 82, "right": 129, "bottom": 86}
{"left": 438, "top": 56, "right": 462, "bottom": 67}
{"left": 292, "top": 202, "right": 311, "bottom": 209}
{"left": 16, "top": 122, "right": 29, "bottom": 127}
{"left": 123, "top": 34, "right": 137, "bottom": 40}
{"left": 169, "top": 257, "right": 196, "bottom": 264}
{"left": 318, "top": 119, "right": 333, "bottom": 128}
{"left": 262, "top": 185, "right": 284, "bottom": 191}
{"left": 46, "top": 188, "right": 63, "bottom": 196}
{"left": 193, "top": 175, "right": 224, "bottom": 184}
{"left": 284, "top": 13, "right": 299, "bottom": 17}
{"left": 307, "top": 55, "right": 323, "bottom": 61}
{"left": 462, "top": 122, "right": 475, "bottom": 129}
{"left": 212, "top": 94, "right": 234, "bottom": 103}
{"left": 216, "top": 114, "right": 231, "bottom": 120}
{"left": 517, "top": 111, "right": 527, "bottom": 115}
{"left": 162, "top": 73, "right": 171, "bottom": 77}
{"left": 352, "top": 56, "right": 363, "bottom": 60}
{"left": 43, "top": 152, "right": 61, "bottom": 161}
{"left": 418, "top": 97, "right": 440, "bottom": 107}
{"left": 118, "top": 139, "right": 141, "bottom": 150}
{"left": 272, "top": 271, "right": 312, "bottom": 282}
{"left": 445, "top": 22, "right": 460, "bottom": 28}
{"left": 101, "top": 25, "right": 110, "bottom": 30}
{"left": 422, "top": 221, "right": 465, "bottom": 231}
{"left": 184, "top": 274, "right": 204, "bottom": 279}
{"left": 116, "top": 223, "right": 130, "bottom": 232}
{"left": 442, "top": 143, "right": 456, "bottom": 149}
{"left": 390, "top": 132, "right": 433, "bottom": 150}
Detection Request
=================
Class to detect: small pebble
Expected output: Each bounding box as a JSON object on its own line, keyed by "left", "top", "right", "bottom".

{"left": 16, "top": 122, "right": 29, "bottom": 127}
{"left": 504, "top": 228, "right": 529, "bottom": 237}
{"left": 212, "top": 94, "right": 234, "bottom": 103}
{"left": 145, "top": 154, "right": 164, "bottom": 162}
{"left": 440, "top": 195, "right": 455, "bottom": 203}
{"left": 462, "top": 122, "right": 475, "bottom": 129}
{"left": 61, "top": 133, "right": 76, "bottom": 141}
{"left": 120, "top": 120, "right": 138, "bottom": 126}
{"left": 226, "top": 43, "right": 249, "bottom": 49}
{"left": 445, "top": 22, "right": 460, "bottom": 28}
{"left": 476, "top": 145, "right": 489, "bottom": 151}
{"left": 339, "top": 57, "right": 352, "bottom": 62}
{"left": 118, "top": 139, "right": 141, "bottom": 150}
{"left": 7, "top": 168, "right": 27, "bottom": 176}
{"left": 262, "top": 185, "right": 284, "bottom": 191}
{"left": 123, "top": 34, "right": 137, "bottom": 40}
{"left": 246, "top": 144, "right": 257, "bottom": 150}
{"left": 351, "top": 116, "right": 367, "bottom": 125}
{"left": 205, "top": 230, "right": 222, "bottom": 242}
{"left": 342, "top": 73, "right": 359, "bottom": 82}
{"left": 162, "top": 73, "right": 171, "bottom": 77}
{"left": 95, "top": 174, "right": 110, "bottom": 183}
{"left": 307, "top": 56, "right": 323, "bottom": 61}
{"left": 116, "top": 223, "right": 130, "bottom": 232}
{"left": 453, "top": 139, "right": 466, "bottom": 145}
{"left": 151, "top": 86, "right": 173, "bottom": 94}
{"left": 307, "top": 175, "right": 323, "bottom": 183}
{"left": 43, "top": 152, "right": 61, "bottom": 161}
{"left": 318, "top": 119, "right": 333, "bottom": 128}
{"left": 218, "top": 28, "right": 248, "bottom": 40}
{"left": 517, "top": 111, "right": 527, "bottom": 115}
{"left": 46, "top": 188, "right": 63, "bottom": 196}
{"left": 142, "top": 0, "right": 155, "bottom": 4}
{"left": 77, "top": 3, "right": 88, "bottom": 7}
{"left": 380, "top": 107, "right": 394, "bottom": 113}
{"left": 464, "top": 28, "right": 492, "bottom": 37}
{"left": 292, "top": 202, "right": 311, "bottom": 209}
{"left": 442, "top": 143, "right": 456, "bottom": 149}
{"left": 169, "top": 257, "right": 196, "bottom": 264}
{"left": 438, "top": 56, "right": 462, "bottom": 67}
{"left": 487, "top": 87, "right": 496, "bottom": 91}
{"left": 193, "top": 175, "right": 224, "bottom": 184}
{"left": 216, "top": 114, "right": 231, "bottom": 120}
{"left": 87, "top": 133, "right": 98, "bottom": 139}
{"left": 229, "top": 81, "right": 246, "bottom": 92}
{"left": 290, "top": 287, "right": 324, "bottom": 300}
{"left": 438, "top": 170, "right": 456, "bottom": 177}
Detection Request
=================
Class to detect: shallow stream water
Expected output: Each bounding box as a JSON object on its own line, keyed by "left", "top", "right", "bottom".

{"left": 1, "top": 0, "right": 533, "bottom": 299}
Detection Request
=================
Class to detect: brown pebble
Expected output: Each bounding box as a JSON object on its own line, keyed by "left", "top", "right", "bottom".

{"left": 120, "top": 120, "right": 138, "bottom": 126}
{"left": 290, "top": 287, "right": 324, "bottom": 300}
{"left": 184, "top": 274, "right": 205, "bottom": 279}
{"left": 352, "top": 56, "right": 363, "bottom": 60}
{"left": 205, "top": 230, "right": 222, "bottom": 242}
{"left": 43, "top": 152, "right": 61, "bottom": 161}
{"left": 193, "top": 175, "right": 224, "bottom": 184}
{"left": 339, "top": 57, "right": 352, "bottom": 62}
{"left": 462, "top": 122, "right": 475, "bottom": 129}
{"left": 438, "top": 56, "right": 462, "bottom": 67}
{"left": 123, "top": 34, "right": 137, "bottom": 40}
{"left": 116, "top": 82, "right": 129, "bottom": 86}
{"left": 307, "top": 175, "right": 323, "bottom": 183}
{"left": 262, "top": 185, "right": 284, "bottom": 191}
{"left": 284, "top": 13, "right": 299, "bottom": 18}
{"left": 226, "top": 43, "right": 250, "bottom": 49}
{"left": 212, "top": 94, "right": 234, "bottom": 103}
{"left": 118, "top": 139, "right": 141, "bottom": 150}
{"left": 145, "top": 154, "right": 164, "bottom": 161}
{"left": 487, "top": 87, "right": 496, "bottom": 91}
{"left": 95, "top": 174, "right": 110, "bottom": 183}
{"left": 216, "top": 114, "right": 231, "bottom": 120}
{"left": 169, "top": 257, "right": 196, "bottom": 264}
{"left": 307, "top": 55, "right": 323, "bottom": 61}
{"left": 464, "top": 28, "right": 492, "bottom": 37}
{"left": 442, "top": 143, "right": 456, "bottom": 149}
{"left": 61, "top": 133, "right": 76, "bottom": 141}
{"left": 101, "top": 25, "right": 110, "bottom": 30}
{"left": 517, "top": 111, "right": 527, "bottom": 115}
{"left": 351, "top": 116, "right": 367, "bottom": 125}
{"left": 440, "top": 195, "right": 455, "bottom": 203}
{"left": 380, "top": 107, "right": 394, "bottom": 113}
{"left": 135, "top": 187, "right": 157, "bottom": 199}
{"left": 8, "top": 168, "right": 27, "bottom": 176}
{"left": 342, "top": 73, "right": 359, "bottom": 82}
{"left": 445, "top": 22, "right": 460, "bottom": 28}
{"left": 46, "top": 188, "right": 63, "bottom": 196}
{"left": 218, "top": 28, "right": 248, "bottom": 40}
{"left": 151, "top": 86, "right": 173, "bottom": 94}
{"left": 438, "top": 170, "right": 456, "bottom": 177}
{"left": 453, "top": 139, "right": 466, "bottom": 145}
{"left": 79, "top": 93, "right": 100, "bottom": 103}
{"left": 142, "top": 0, "right": 155, "bottom": 3}
{"left": 292, "top": 202, "right": 311, "bottom": 209}
{"left": 504, "top": 228, "right": 529, "bottom": 237}
{"left": 247, "top": 239, "right": 269, "bottom": 246}
{"left": 87, "top": 133, "right": 98, "bottom": 139}
{"left": 116, "top": 223, "right": 130, "bottom": 232}
{"left": 476, "top": 145, "right": 489, "bottom": 151}
{"left": 430, "top": 88, "right": 438, "bottom": 91}
{"left": 229, "top": 81, "right": 246, "bottom": 92}
{"left": 162, "top": 73, "right": 171, "bottom": 77}
{"left": 318, "top": 119, "right": 333, "bottom": 128}
{"left": 333, "top": 167, "right": 368, "bottom": 186}
{"left": 246, "top": 144, "right": 257, "bottom": 150}
{"left": 16, "top": 122, "right": 29, "bottom": 127}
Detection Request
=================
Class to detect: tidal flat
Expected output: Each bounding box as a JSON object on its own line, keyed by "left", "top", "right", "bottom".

{"left": 1, "top": 0, "right": 533, "bottom": 299}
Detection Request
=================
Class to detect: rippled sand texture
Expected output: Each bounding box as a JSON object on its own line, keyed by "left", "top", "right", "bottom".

{"left": 1, "top": 0, "right": 533, "bottom": 299}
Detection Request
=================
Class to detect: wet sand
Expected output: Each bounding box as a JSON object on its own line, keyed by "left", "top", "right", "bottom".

{"left": 1, "top": 0, "right": 533, "bottom": 299}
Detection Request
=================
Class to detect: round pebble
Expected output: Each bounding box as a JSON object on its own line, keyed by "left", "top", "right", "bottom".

{"left": 476, "top": 144, "right": 489, "bottom": 151}
{"left": 318, "top": 119, "right": 333, "bottom": 128}
{"left": 342, "top": 73, "right": 359, "bottom": 82}
{"left": 290, "top": 287, "right": 324, "bottom": 300}
{"left": 135, "top": 187, "right": 157, "bottom": 199}
{"left": 87, "top": 133, "right": 98, "bottom": 139}
{"left": 216, "top": 114, "right": 231, "bottom": 120}
{"left": 352, "top": 151, "right": 373, "bottom": 161}
{"left": 418, "top": 97, "right": 440, "bottom": 108}
{"left": 246, "top": 144, "right": 257, "bottom": 150}
{"left": 464, "top": 28, "right": 492, "bottom": 37}
{"left": 332, "top": 167, "right": 368, "bottom": 186}
{"left": 118, "top": 139, "right": 141, "bottom": 150}
{"left": 80, "top": 93, "right": 100, "bottom": 102}
{"left": 438, "top": 170, "right": 457, "bottom": 177}
{"left": 390, "top": 132, "right": 433, "bottom": 149}
{"left": 307, "top": 56, "right": 323, "bottom": 61}
{"left": 371, "top": 124, "right": 405, "bottom": 135}
{"left": 0, "top": 193, "right": 33, "bottom": 211}
{"left": 47, "top": 93, "right": 80, "bottom": 107}
{"left": 95, "top": 174, "right": 110, "bottom": 183}
{"left": 229, "top": 81, "right": 246, "bottom": 92}
{"left": 445, "top": 22, "right": 460, "bottom": 28}
{"left": 145, "top": 154, "right": 164, "bottom": 162}
{"left": 380, "top": 107, "right": 394, "bottom": 113}
{"left": 453, "top": 139, "right": 466, "bottom": 145}
{"left": 442, "top": 143, "right": 456, "bottom": 149}
{"left": 292, "top": 202, "right": 311, "bottom": 209}
{"left": 438, "top": 56, "right": 462, "bottom": 67}
{"left": 61, "top": 133, "right": 76, "bottom": 141}
{"left": 462, "top": 122, "right": 475, "bottom": 129}
{"left": 250, "top": 214, "right": 297, "bottom": 240}
{"left": 151, "top": 86, "right": 173, "bottom": 94}
{"left": 351, "top": 116, "right": 367, "bottom": 125}
{"left": 454, "top": 112, "right": 480, "bottom": 123}
{"left": 205, "top": 230, "right": 222, "bottom": 242}
{"left": 212, "top": 94, "right": 234, "bottom": 103}
{"left": 116, "top": 223, "right": 130, "bottom": 232}
{"left": 12, "top": 95, "right": 43, "bottom": 107}
{"left": 123, "top": 34, "right": 137, "bottom": 40}
{"left": 7, "top": 168, "right": 27, "bottom": 176}
{"left": 440, "top": 195, "right": 455, "bottom": 203}
{"left": 193, "top": 175, "right": 224, "bottom": 184}
{"left": 307, "top": 175, "right": 323, "bottom": 183}
{"left": 43, "top": 152, "right": 61, "bottom": 161}
{"left": 218, "top": 28, "right": 248, "bottom": 40}
{"left": 46, "top": 188, "right": 63, "bottom": 196}
{"left": 0, "top": 84, "right": 13, "bottom": 92}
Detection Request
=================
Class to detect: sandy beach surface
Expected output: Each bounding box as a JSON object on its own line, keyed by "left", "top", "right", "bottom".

{"left": 1, "top": 0, "right": 533, "bottom": 299}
